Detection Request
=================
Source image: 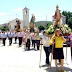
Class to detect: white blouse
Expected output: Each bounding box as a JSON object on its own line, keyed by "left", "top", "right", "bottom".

{"left": 42, "top": 36, "right": 50, "bottom": 47}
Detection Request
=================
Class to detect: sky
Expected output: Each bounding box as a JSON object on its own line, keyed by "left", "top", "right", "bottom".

{"left": 0, "top": 0, "right": 72, "bottom": 24}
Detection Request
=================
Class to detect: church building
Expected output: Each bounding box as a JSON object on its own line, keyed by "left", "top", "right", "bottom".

{"left": 8, "top": 7, "right": 29, "bottom": 31}
{"left": 8, "top": 18, "right": 23, "bottom": 31}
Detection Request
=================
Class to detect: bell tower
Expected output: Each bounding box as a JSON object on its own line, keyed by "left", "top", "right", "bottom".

{"left": 23, "top": 7, "right": 29, "bottom": 28}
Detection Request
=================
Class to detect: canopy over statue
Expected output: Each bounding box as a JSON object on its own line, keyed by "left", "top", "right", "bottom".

{"left": 30, "top": 14, "right": 35, "bottom": 32}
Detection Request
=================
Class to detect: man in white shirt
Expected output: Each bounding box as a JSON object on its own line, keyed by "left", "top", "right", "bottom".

{"left": 18, "top": 30, "right": 23, "bottom": 47}
{"left": 42, "top": 31, "right": 50, "bottom": 65}
{"left": 2, "top": 31, "right": 7, "bottom": 46}
{"left": 8, "top": 31, "right": 13, "bottom": 46}
{"left": 14, "top": 31, "right": 18, "bottom": 43}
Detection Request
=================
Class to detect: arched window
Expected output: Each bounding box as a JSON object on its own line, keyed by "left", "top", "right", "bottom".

{"left": 25, "top": 10, "right": 27, "bottom": 14}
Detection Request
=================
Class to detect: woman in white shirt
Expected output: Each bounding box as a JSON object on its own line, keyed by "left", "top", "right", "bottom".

{"left": 42, "top": 31, "right": 50, "bottom": 65}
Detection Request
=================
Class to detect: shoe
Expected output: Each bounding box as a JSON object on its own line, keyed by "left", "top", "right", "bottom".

{"left": 60, "top": 69, "right": 66, "bottom": 72}
{"left": 46, "top": 62, "right": 50, "bottom": 65}
{"left": 44, "top": 63, "right": 49, "bottom": 67}
{"left": 19, "top": 45, "right": 21, "bottom": 47}
{"left": 28, "top": 49, "right": 30, "bottom": 50}
{"left": 46, "top": 63, "right": 50, "bottom": 65}
{"left": 9, "top": 44, "right": 11, "bottom": 46}
{"left": 56, "top": 68, "right": 59, "bottom": 72}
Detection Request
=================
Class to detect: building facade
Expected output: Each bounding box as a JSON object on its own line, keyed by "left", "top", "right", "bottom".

{"left": 8, "top": 18, "right": 23, "bottom": 31}
{"left": 52, "top": 15, "right": 66, "bottom": 24}
{"left": 23, "top": 7, "right": 29, "bottom": 27}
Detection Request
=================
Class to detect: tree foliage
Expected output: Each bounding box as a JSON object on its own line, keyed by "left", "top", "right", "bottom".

{"left": 0, "top": 27, "right": 9, "bottom": 31}
{"left": 62, "top": 11, "right": 72, "bottom": 23}
{"left": 67, "top": 17, "right": 72, "bottom": 29}
{"left": 38, "top": 25, "right": 45, "bottom": 31}
{"left": 46, "top": 22, "right": 53, "bottom": 29}
{"left": 62, "top": 11, "right": 72, "bottom": 29}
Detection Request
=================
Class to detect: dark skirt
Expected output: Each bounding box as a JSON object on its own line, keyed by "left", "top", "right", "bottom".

{"left": 53, "top": 48, "right": 64, "bottom": 59}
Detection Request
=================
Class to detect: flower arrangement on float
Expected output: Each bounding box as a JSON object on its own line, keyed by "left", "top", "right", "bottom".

{"left": 47, "top": 25, "right": 54, "bottom": 35}
{"left": 47, "top": 22, "right": 71, "bottom": 36}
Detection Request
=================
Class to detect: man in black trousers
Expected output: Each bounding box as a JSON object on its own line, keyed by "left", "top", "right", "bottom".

{"left": 2, "top": 31, "right": 7, "bottom": 46}
{"left": 14, "top": 31, "right": 18, "bottom": 43}
{"left": 8, "top": 31, "right": 13, "bottom": 46}
{"left": 18, "top": 31, "right": 23, "bottom": 47}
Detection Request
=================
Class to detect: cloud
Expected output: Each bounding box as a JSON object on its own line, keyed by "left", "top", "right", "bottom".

{"left": 14, "top": 8, "right": 23, "bottom": 11}
{"left": 0, "top": 12, "right": 9, "bottom": 15}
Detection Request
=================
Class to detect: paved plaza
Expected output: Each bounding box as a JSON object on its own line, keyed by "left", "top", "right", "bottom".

{"left": 0, "top": 39, "right": 72, "bottom": 72}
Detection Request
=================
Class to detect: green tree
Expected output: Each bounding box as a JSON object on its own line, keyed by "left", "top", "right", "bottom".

{"left": 0, "top": 27, "right": 9, "bottom": 31}
{"left": 67, "top": 17, "right": 72, "bottom": 29}
{"left": 46, "top": 22, "right": 53, "bottom": 29}
{"left": 38, "top": 25, "right": 45, "bottom": 31}
{"left": 62, "top": 11, "right": 72, "bottom": 23}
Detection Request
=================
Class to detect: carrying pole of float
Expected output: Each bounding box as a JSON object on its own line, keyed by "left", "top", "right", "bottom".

{"left": 39, "top": 38, "right": 42, "bottom": 68}
{"left": 50, "top": 38, "right": 55, "bottom": 69}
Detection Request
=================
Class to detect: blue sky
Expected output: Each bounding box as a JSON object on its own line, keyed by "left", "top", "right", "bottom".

{"left": 0, "top": 0, "right": 72, "bottom": 24}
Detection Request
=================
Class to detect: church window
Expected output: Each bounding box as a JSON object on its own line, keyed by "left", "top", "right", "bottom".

{"left": 25, "top": 10, "right": 27, "bottom": 14}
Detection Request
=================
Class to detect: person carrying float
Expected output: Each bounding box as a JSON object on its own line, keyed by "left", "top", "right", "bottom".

{"left": 50, "top": 29, "right": 67, "bottom": 72}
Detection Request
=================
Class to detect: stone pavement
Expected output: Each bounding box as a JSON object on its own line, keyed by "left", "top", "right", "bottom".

{"left": 0, "top": 39, "right": 72, "bottom": 72}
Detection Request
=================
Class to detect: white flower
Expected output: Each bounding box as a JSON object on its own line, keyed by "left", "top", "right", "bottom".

{"left": 64, "top": 24, "right": 68, "bottom": 28}
{"left": 69, "top": 29, "right": 71, "bottom": 31}
{"left": 63, "top": 30, "right": 65, "bottom": 34}
{"left": 51, "top": 27, "right": 53, "bottom": 28}
{"left": 66, "top": 30, "right": 69, "bottom": 33}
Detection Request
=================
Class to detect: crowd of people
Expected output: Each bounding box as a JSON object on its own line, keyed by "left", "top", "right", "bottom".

{"left": 0, "top": 29, "right": 72, "bottom": 72}
{"left": 0, "top": 30, "right": 41, "bottom": 50}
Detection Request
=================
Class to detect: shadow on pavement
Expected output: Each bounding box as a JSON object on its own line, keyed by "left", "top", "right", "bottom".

{"left": 24, "top": 48, "right": 37, "bottom": 51}
{"left": 41, "top": 65, "right": 72, "bottom": 72}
